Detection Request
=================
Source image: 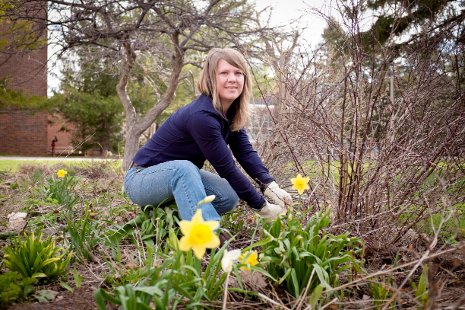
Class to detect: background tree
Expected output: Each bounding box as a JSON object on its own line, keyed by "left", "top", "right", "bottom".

{"left": 48, "top": 53, "right": 124, "bottom": 155}
{"left": 49, "top": 44, "right": 200, "bottom": 155}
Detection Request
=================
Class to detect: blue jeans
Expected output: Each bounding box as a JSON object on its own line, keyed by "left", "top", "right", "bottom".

{"left": 124, "top": 160, "right": 239, "bottom": 221}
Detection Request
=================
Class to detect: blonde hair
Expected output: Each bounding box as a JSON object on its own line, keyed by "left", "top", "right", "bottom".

{"left": 197, "top": 48, "right": 252, "bottom": 131}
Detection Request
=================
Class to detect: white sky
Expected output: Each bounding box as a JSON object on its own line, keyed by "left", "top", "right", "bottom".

{"left": 47, "top": 0, "right": 335, "bottom": 95}
{"left": 254, "top": 0, "right": 335, "bottom": 47}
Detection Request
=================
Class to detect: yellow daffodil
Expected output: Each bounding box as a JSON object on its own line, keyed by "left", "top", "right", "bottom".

{"left": 57, "top": 169, "right": 68, "bottom": 178}
{"left": 221, "top": 249, "right": 241, "bottom": 273}
{"left": 239, "top": 250, "right": 259, "bottom": 270}
{"left": 179, "top": 209, "right": 220, "bottom": 259}
{"left": 291, "top": 173, "right": 310, "bottom": 195}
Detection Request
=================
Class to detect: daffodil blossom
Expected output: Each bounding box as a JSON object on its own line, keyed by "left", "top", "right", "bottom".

{"left": 221, "top": 249, "right": 241, "bottom": 273}
{"left": 179, "top": 209, "right": 220, "bottom": 259}
{"left": 239, "top": 250, "right": 259, "bottom": 270}
{"left": 290, "top": 173, "right": 310, "bottom": 195}
{"left": 221, "top": 248, "right": 241, "bottom": 310}
{"left": 196, "top": 195, "right": 216, "bottom": 206}
{"left": 57, "top": 169, "right": 68, "bottom": 178}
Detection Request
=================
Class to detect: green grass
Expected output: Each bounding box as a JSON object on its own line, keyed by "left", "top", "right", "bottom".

{"left": 0, "top": 158, "right": 121, "bottom": 172}
{"left": 417, "top": 203, "right": 465, "bottom": 244}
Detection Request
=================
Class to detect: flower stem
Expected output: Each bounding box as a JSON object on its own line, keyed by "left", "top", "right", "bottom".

{"left": 222, "top": 271, "right": 230, "bottom": 310}
{"left": 249, "top": 217, "right": 260, "bottom": 246}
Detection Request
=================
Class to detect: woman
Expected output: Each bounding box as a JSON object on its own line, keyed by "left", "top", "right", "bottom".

{"left": 124, "top": 48, "right": 292, "bottom": 226}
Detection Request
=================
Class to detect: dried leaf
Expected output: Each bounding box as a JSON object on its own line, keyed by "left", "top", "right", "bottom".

{"left": 34, "top": 289, "right": 59, "bottom": 302}
{"left": 240, "top": 270, "right": 267, "bottom": 291}
{"left": 7, "top": 212, "right": 27, "bottom": 233}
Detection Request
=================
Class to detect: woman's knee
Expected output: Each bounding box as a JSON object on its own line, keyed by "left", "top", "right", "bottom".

{"left": 215, "top": 186, "right": 239, "bottom": 214}
{"left": 224, "top": 192, "right": 239, "bottom": 212}
{"left": 173, "top": 160, "right": 200, "bottom": 178}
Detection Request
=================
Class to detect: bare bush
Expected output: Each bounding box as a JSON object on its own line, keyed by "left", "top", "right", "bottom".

{"left": 257, "top": 1, "right": 465, "bottom": 251}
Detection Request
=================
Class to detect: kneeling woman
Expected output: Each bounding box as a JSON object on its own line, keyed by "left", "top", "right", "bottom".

{"left": 124, "top": 47, "right": 292, "bottom": 231}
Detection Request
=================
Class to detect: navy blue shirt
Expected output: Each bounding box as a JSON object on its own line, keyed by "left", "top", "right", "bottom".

{"left": 132, "top": 94, "right": 273, "bottom": 210}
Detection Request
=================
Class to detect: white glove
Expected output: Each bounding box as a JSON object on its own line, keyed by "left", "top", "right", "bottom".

{"left": 264, "top": 181, "right": 293, "bottom": 207}
{"left": 258, "top": 201, "right": 285, "bottom": 220}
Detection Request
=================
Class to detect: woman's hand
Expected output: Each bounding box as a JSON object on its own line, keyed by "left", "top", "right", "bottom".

{"left": 258, "top": 201, "right": 285, "bottom": 220}
{"left": 264, "top": 181, "right": 293, "bottom": 207}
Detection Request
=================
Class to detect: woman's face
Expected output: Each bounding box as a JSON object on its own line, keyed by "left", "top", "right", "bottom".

{"left": 215, "top": 59, "right": 245, "bottom": 109}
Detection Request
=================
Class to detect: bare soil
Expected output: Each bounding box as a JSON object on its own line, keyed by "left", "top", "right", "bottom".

{"left": 7, "top": 287, "right": 98, "bottom": 310}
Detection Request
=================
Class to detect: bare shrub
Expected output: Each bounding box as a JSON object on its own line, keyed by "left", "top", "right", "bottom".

{"left": 256, "top": 2, "right": 465, "bottom": 251}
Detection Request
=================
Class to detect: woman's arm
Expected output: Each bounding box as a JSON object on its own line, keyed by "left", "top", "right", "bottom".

{"left": 188, "top": 111, "right": 266, "bottom": 210}
{"left": 228, "top": 128, "right": 274, "bottom": 187}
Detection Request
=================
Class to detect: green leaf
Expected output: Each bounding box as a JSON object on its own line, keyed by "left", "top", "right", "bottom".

{"left": 31, "top": 273, "right": 47, "bottom": 279}
{"left": 60, "top": 281, "right": 74, "bottom": 293}
{"left": 94, "top": 288, "right": 121, "bottom": 310}
{"left": 308, "top": 284, "right": 324, "bottom": 307}
{"left": 290, "top": 268, "right": 300, "bottom": 296}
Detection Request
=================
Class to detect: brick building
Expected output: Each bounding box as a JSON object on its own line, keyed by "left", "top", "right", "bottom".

{"left": 0, "top": 1, "right": 74, "bottom": 156}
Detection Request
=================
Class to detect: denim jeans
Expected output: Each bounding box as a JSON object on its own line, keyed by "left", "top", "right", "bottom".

{"left": 124, "top": 160, "right": 239, "bottom": 221}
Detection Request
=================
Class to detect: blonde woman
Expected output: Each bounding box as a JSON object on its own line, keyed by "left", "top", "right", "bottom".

{"left": 124, "top": 48, "right": 292, "bottom": 240}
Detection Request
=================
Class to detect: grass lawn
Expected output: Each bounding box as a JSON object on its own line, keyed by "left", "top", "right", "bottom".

{"left": 0, "top": 157, "right": 121, "bottom": 172}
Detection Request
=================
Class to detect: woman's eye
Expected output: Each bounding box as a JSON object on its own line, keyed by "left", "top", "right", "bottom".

{"left": 218, "top": 71, "right": 244, "bottom": 78}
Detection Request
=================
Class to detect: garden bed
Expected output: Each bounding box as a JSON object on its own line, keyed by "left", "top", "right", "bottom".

{"left": 1, "top": 161, "right": 464, "bottom": 309}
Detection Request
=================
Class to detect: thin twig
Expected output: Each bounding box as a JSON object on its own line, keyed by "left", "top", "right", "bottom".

{"left": 381, "top": 210, "right": 454, "bottom": 309}
{"left": 257, "top": 292, "right": 291, "bottom": 310}
{"left": 326, "top": 242, "right": 464, "bottom": 293}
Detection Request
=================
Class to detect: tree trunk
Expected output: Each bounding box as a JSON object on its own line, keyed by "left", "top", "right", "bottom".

{"left": 118, "top": 37, "right": 184, "bottom": 171}
{"left": 123, "top": 127, "right": 140, "bottom": 170}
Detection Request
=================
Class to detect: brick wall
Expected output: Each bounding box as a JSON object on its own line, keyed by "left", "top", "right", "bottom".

{"left": 47, "top": 113, "right": 77, "bottom": 153}
{"left": 0, "top": 110, "right": 48, "bottom": 155}
{"left": 0, "top": 47, "right": 48, "bottom": 97}
{"left": 0, "top": 1, "right": 49, "bottom": 156}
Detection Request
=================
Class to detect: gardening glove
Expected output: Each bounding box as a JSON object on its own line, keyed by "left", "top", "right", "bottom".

{"left": 264, "top": 181, "right": 293, "bottom": 208}
{"left": 257, "top": 201, "right": 285, "bottom": 220}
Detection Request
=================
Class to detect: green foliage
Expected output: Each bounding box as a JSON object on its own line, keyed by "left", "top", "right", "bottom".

{"left": 0, "top": 80, "right": 49, "bottom": 110}
{"left": 0, "top": 272, "right": 23, "bottom": 306}
{"left": 97, "top": 229, "right": 233, "bottom": 309}
{"left": 73, "top": 267, "right": 83, "bottom": 288}
{"left": 44, "top": 173, "right": 78, "bottom": 207}
{"left": 370, "top": 278, "right": 395, "bottom": 309}
{"left": 143, "top": 206, "right": 180, "bottom": 250}
{"left": 95, "top": 284, "right": 157, "bottom": 310}
{"left": 362, "top": 0, "right": 456, "bottom": 48}
{"left": 255, "top": 209, "right": 364, "bottom": 297}
{"left": 0, "top": 272, "right": 35, "bottom": 307}
{"left": 64, "top": 202, "right": 101, "bottom": 261}
{"left": 106, "top": 205, "right": 180, "bottom": 252}
{"left": 49, "top": 90, "right": 123, "bottom": 154}
{"left": 3, "top": 232, "right": 73, "bottom": 281}
{"left": 0, "top": 2, "right": 46, "bottom": 53}
{"left": 49, "top": 51, "right": 124, "bottom": 153}
{"left": 220, "top": 206, "right": 246, "bottom": 235}
{"left": 411, "top": 265, "right": 429, "bottom": 309}
{"left": 413, "top": 202, "right": 465, "bottom": 244}
{"left": 5, "top": 162, "right": 459, "bottom": 308}
{"left": 158, "top": 231, "right": 230, "bottom": 304}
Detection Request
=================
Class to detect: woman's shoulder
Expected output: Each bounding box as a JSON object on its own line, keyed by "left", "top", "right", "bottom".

{"left": 184, "top": 95, "right": 220, "bottom": 117}
{"left": 193, "top": 94, "right": 215, "bottom": 110}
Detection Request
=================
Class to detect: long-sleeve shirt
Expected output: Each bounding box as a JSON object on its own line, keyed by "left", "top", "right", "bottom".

{"left": 132, "top": 94, "right": 273, "bottom": 209}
